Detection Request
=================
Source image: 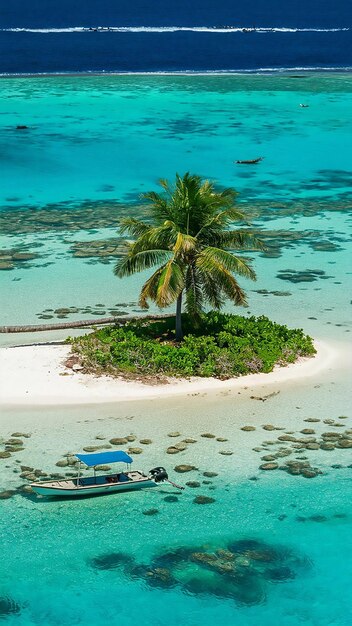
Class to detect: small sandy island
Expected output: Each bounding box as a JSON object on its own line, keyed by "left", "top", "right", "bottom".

{"left": 0, "top": 339, "right": 342, "bottom": 406}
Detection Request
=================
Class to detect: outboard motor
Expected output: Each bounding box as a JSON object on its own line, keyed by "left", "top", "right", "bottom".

{"left": 149, "top": 467, "right": 168, "bottom": 483}
{"left": 149, "top": 467, "right": 184, "bottom": 490}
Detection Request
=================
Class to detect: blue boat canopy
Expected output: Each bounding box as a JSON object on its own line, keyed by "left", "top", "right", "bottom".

{"left": 76, "top": 451, "right": 133, "bottom": 467}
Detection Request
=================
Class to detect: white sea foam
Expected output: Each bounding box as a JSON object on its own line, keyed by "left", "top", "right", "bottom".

{"left": 1, "top": 67, "right": 351, "bottom": 78}
{"left": 1, "top": 26, "right": 350, "bottom": 34}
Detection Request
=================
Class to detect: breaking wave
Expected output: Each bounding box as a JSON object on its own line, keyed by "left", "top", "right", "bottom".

{"left": 2, "top": 67, "right": 351, "bottom": 77}
{"left": 1, "top": 26, "right": 350, "bottom": 34}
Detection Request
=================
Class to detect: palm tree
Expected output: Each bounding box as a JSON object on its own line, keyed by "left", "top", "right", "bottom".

{"left": 114, "top": 173, "right": 263, "bottom": 341}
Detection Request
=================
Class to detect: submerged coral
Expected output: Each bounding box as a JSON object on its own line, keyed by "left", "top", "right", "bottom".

{"left": 0, "top": 596, "right": 21, "bottom": 617}
{"left": 89, "top": 537, "right": 311, "bottom": 606}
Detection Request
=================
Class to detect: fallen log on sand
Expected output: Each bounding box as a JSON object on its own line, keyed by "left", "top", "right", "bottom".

{"left": 0, "top": 314, "right": 174, "bottom": 333}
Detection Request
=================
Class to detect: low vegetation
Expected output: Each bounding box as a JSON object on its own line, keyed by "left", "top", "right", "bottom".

{"left": 69, "top": 312, "right": 316, "bottom": 380}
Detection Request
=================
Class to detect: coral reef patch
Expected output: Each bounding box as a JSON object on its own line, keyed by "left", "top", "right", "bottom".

{"left": 89, "top": 537, "right": 311, "bottom": 606}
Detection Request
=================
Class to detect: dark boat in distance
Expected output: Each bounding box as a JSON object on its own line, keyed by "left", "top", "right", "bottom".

{"left": 235, "top": 157, "right": 264, "bottom": 164}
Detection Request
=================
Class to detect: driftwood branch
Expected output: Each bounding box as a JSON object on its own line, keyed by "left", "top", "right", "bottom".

{"left": 0, "top": 314, "right": 174, "bottom": 334}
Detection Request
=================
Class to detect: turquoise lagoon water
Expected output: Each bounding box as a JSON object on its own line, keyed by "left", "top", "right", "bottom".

{"left": 0, "top": 74, "right": 352, "bottom": 625}
{"left": 1, "top": 475, "right": 352, "bottom": 626}
{"left": 0, "top": 74, "right": 352, "bottom": 334}
{"left": 1, "top": 384, "right": 352, "bottom": 626}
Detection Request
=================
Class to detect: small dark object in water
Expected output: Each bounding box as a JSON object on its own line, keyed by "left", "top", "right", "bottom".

{"left": 299, "top": 104, "right": 309, "bottom": 108}
{"left": 174, "top": 464, "right": 196, "bottom": 473}
{"left": 90, "top": 552, "right": 133, "bottom": 570}
{"left": 235, "top": 157, "right": 264, "bottom": 164}
{"left": 0, "top": 490, "right": 16, "bottom": 499}
{"left": 265, "top": 566, "right": 295, "bottom": 581}
{"left": 16, "top": 125, "right": 28, "bottom": 130}
{"left": 0, "top": 596, "right": 21, "bottom": 616}
{"left": 193, "top": 495, "right": 215, "bottom": 505}
{"left": 309, "top": 515, "right": 327, "bottom": 522}
{"left": 142, "top": 508, "right": 159, "bottom": 516}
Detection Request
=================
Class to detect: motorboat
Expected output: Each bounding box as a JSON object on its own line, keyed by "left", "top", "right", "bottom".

{"left": 30, "top": 450, "right": 179, "bottom": 497}
{"left": 235, "top": 157, "right": 264, "bottom": 164}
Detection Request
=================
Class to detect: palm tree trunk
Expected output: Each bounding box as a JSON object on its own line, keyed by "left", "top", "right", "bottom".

{"left": 175, "top": 292, "right": 183, "bottom": 342}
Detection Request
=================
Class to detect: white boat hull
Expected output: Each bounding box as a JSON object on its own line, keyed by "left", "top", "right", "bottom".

{"left": 31, "top": 471, "right": 157, "bottom": 498}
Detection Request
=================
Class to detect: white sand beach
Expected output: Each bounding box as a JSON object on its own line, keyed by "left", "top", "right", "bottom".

{"left": 0, "top": 339, "right": 345, "bottom": 407}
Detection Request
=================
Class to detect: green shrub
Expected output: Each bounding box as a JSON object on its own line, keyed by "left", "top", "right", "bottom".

{"left": 69, "top": 312, "right": 316, "bottom": 380}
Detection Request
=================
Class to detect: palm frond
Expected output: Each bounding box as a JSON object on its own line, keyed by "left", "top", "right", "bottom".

{"left": 185, "top": 264, "right": 204, "bottom": 319}
{"left": 155, "top": 260, "right": 185, "bottom": 307}
{"left": 141, "top": 190, "right": 173, "bottom": 222}
{"left": 197, "top": 267, "right": 225, "bottom": 309}
{"left": 158, "top": 178, "right": 172, "bottom": 194}
{"left": 173, "top": 232, "right": 197, "bottom": 257}
{"left": 118, "top": 217, "right": 150, "bottom": 238}
{"left": 216, "top": 268, "right": 248, "bottom": 306}
{"left": 139, "top": 266, "right": 166, "bottom": 309}
{"left": 127, "top": 224, "right": 177, "bottom": 254}
{"left": 195, "top": 207, "right": 246, "bottom": 242}
{"left": 206, "top": 260, "right": 247, "bottom": 306}
{"left": 114, "top": 249, "right": 172, "bottom": 278}
{"left": 196, "top": 254, "right": 248, "bottom": 306}
{"left": 141, "top": 190, "right": 166, "bottom": 206}
{"left": 198, "top": 247, "right": 256, "bottom": 281}
{"left": 213, "top": 230, "right": 265, "bottom": 251}
{"left": 200, "top": 188, "right": 239, "bottom": 212}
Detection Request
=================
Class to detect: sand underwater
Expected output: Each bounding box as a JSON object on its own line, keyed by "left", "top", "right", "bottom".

{"left": 0, "top": 73, "right": 352, "bottom": 625}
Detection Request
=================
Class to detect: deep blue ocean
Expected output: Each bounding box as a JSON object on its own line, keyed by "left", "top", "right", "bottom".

{"left": 0, "top": 0, "right": 351, "bottom": 73}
